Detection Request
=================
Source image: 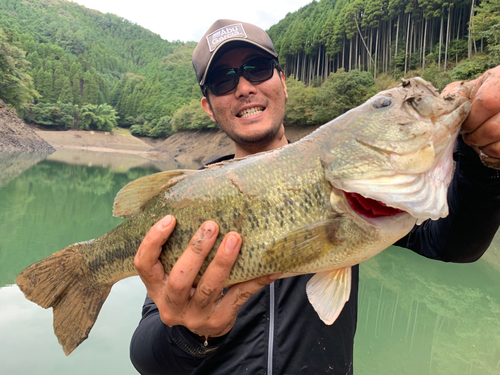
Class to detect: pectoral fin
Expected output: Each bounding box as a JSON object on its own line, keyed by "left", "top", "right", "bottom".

{"left": 306, "top": 267, "right": 352, "bottom": 325}
{"left": 113, "top": 170, "right": 197, "bottom": 218}
{"left": 262, "top": 218, "right": 342, "bottom": 270}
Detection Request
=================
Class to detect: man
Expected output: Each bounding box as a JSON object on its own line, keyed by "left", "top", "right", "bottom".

{"left": 130, "top": 19, "right": 500, "bottom": 374}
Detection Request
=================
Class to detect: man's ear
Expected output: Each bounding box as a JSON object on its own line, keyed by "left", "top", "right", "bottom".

{"left": 280, "top": 71, "right": 288, "bottom": 100}
{"left": 201, "top": 96, "right": 216, "bottom": 122}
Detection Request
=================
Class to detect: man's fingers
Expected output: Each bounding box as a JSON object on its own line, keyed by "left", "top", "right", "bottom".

{"left": 442, "top": 79, "right": 478, "bottom": 98}
{"left": 463, "top": 112, "right": 500, "bottom": 148}
{"left": 188, "top": 274, "right": 281, "bottom": 338}
{"left": 135, "top": 215, "right": 176, "bottom": 277}
{"left": 165, "top": 221, "right": 220, "bottom": 306}
{"left": 462, "top": 67, "right": 500, "bottom": 132}
{"left": 476, "top": 142, "right": 500, "bottom": 169}
{"left": 222, "top": 274, "right": 281, "bottom": 315}
{"left": 190, "top": 233, "right": 241, "bottom": 309}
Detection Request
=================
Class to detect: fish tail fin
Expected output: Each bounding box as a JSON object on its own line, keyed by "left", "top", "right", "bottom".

{"left": 16, "top": 241, "right": 111, "bottom": 355}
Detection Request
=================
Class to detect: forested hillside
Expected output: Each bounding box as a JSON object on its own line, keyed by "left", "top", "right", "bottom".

{"left": 0, "top": 0, "right": 202, "bottom": 136}
{"left": 0, "top": 0, "right": 499, "bottom": 136}
{"left": 268, "top": 0, "right": 499, "bottom": 85}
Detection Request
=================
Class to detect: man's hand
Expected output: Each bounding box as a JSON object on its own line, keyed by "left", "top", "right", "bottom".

{"left": 443, "top": 65, "right": 500, "bottom": 169}
{"left": 134, "top": 215, "right": 280, "bottom": 340}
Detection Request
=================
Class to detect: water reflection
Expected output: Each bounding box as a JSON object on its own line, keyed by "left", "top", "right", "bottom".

{"left": 0, "top": 150, "right": 499, "bottom": 374}
{"left": 45, "top": 148, "right": 201, "bottom": 172}
{"left": 0, "top": 153, "right": 162, "bottom": 374}
{"left": 355, "top": 244, "right": 500, "bottom": 375}
{"left": 0, "top": 151, "right": 53, "bottom": 189}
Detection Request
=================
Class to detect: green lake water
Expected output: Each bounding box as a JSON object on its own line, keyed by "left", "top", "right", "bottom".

{"left": 0, "top": 150, "right": 499, "bottom": 374}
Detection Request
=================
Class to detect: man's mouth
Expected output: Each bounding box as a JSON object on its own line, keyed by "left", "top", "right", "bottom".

{"left": 237, "top": 106, "right": 265, "bottom": 118}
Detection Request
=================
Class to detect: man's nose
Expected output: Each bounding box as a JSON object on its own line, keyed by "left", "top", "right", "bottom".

{"left": 234, "top": 75, "right": 257, "bottom": 97}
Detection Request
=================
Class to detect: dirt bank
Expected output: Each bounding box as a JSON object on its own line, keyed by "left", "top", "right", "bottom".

{"left": 0, "top": 100, "right": 54, "bottom": 153}
{"left": 34, "top": 127, "right": 152, "bottom": 153}
{"left": 149, "top": 125, "right": 320, "bottom": 166}
{"left": 0, "top": 100, "right": 56, "bottom": 187}
{"left": 33, "top": 125, "right": 320, "bottom": 167}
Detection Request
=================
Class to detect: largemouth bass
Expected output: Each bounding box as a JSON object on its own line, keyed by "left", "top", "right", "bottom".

{"left": 16, "top": 78, "right": 470, "bottom": 355}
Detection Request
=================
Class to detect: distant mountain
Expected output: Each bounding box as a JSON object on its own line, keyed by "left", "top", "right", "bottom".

{"left": 0, "top": 0, "right": 200, "bottom": 126}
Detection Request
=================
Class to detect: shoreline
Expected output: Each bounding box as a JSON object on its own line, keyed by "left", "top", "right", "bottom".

{"left": 31, "top": 125, "right": 321, "bottom": 170}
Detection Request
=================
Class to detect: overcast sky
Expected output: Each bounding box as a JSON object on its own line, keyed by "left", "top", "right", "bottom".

{"left": 71, "top": 0, "right": 313, "bottom": 43}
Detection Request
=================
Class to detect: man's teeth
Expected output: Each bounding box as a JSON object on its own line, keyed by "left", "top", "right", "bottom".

{"left": 238, "top": 107, "right": 264, "bottom": 118}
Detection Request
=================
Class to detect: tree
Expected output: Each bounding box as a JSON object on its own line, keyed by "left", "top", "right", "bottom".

{"left": 92, "top": 104, "right": 118, "bottom": 131}
{"left": 79, "top": 103, "right": 118, "bottom": 131}
{"left": 171, "top": 99, "right": 214, "bottom": 132}
{"left": 313, "top": 69, "right": 376, "bottom": 124}
{"left": 58, "top": 76, "right": 73, "bottom": 104}
{"left": 0, "top": 29, "right": 38, "bottom": 110}
{"left": 283, "top": 75, "right": 317, "bottom": 126}
{"left": 149, "top": 115, "right": 174, "bottom": 138}
{"left": 83, "top": 71, "right": 98, "bottom": 105}
{"left": 72, "top": 72, "right": 82, "bottom": 105}
{"left": 471, "top": 0, "right": 500, "bottom": 64}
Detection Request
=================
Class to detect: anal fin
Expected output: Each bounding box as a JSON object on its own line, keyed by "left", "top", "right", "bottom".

{"left": 306, "top": 267, "right": 352, "bottom": 325}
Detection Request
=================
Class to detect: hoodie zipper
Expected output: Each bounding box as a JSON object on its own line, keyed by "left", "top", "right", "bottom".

{"left": 267, "top": 282, "right": 275, "bottom": 375}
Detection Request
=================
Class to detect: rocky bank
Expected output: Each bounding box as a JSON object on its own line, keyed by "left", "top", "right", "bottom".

{"left": 0, "top": 100, "right": 54, "bottom": 152}
{"left": 0, "top": 100, "right": 56, "bottom": 188}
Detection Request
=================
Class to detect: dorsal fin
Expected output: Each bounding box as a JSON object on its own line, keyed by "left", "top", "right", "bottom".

{"left": 113, "top": 170, "right": 197, "bottom": 218}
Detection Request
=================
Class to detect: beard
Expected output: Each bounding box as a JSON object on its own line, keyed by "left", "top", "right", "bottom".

{"left": 217, "top": 114, "right": 285, "bottom": 147}
{"left": 208, "top": 97, "right": 287, "bottom": 150}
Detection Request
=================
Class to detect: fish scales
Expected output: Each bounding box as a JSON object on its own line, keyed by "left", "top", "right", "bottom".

{"left": 158, "top": 149, "right": 335, "bottom": 284}
{"left": 15, "top": 78, "right": 471, "bottom": 355}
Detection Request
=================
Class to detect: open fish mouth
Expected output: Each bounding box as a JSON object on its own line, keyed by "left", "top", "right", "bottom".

{"left": 328, "top": 83, "right": 471, "bottom": 223}
{"left": 335, "top": 112, "right": 462, "bottom": 222}
{"left": 344, "top": 192, "right": 404, "bottom": 218}
{"left": 336, "top": 146, "right": 454, "bottom": 222}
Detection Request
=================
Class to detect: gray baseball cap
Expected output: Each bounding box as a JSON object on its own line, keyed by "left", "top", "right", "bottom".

{"left": 192, "top": 19, "right": 278, "bottom": 87}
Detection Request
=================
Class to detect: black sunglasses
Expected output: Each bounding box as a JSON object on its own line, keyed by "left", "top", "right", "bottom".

{"left": 203, "top": 57, "right": 278, "bottom": 96}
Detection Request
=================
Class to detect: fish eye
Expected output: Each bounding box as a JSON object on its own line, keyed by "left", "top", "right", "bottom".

{"left": 372, "top": 97, "right": 392, "bottom": 109}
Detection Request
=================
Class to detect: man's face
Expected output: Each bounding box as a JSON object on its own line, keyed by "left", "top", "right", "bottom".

{"left": 201, "top": 47, "right": 288, "bottom": 153}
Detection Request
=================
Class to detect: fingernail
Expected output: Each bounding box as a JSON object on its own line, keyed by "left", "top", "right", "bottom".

{"left": 202, "top": 222, "right": 216, "bottom": 240}
{"left": 224, "top": 234, "right": 238, "bottom": 254}
{"left": 160, "top": 215, "right": 173, "bottom": 229}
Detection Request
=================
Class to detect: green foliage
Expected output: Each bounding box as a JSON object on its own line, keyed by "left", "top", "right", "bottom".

{"left": 25, "top": 102, "right": 117, "bottom": 130}
{"left": 0, "top": 0, "right": 199, "bottom": 132}
{"left": 313, "top": 69, "right": 376, "bottom": 124}
{"left": 150, "top": 116, "right": 174, "bottom": 138}
{"left": 284, "top": 75, "right": 316, "bottom": 126}
{"left": 29, "top": 102, "right": 74, "bottom": 127}
{"left": 80, "top": 104, "right": 118, "bottom": 131}
{"left": 171, "top": 99, "right": 214, "bottom": 132}
{"left": 0, "top": 29, "right": 38, "bottom": 109}
{"left": 58, "top": 76, "right": 73, "bottom": 103}
{"left": 420, "top": 64, "right": 453, "bottom": 91}
{"left": 83, "top": 71, "right": 98, "bottom": 104}
{"left": 471, "top": 0, "right": 500, "bottom": 64}
{"left": 372, "top": 73, "right": 399, "bottom": 92}
{"left": 451, "top": 56, "right": 490, "bottom": 81}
